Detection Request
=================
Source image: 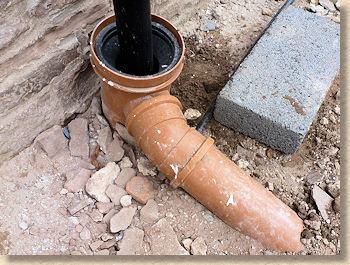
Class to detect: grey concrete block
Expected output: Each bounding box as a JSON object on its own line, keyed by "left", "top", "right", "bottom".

{"left": 214, "top": 6, "right": 340, "bottom": 154}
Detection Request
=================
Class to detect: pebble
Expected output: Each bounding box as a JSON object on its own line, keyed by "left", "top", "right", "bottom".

{"left": 126, "top": 176, "right": 155, "bottom": 204}
{"left": 261, "top": 8, "right": 273, "bottom": 16}
{"left": 147, "top": 218, "right": 188, "bottom": 255}
{"left": 115, "top": 168, "right": 136, "bottom": 188}
{"left": 85, "top": 162, "right": 120, "bottom": 203}
{"left": 60, "top": 188, "right": 68, "bottom": 195}
{"left": 191, "top": 237, "right": 207, "bottom": 255}
{"left": 306, "top": 170, "right": 323, "bottom": 185}
{"left": 320, "top": 117, "right": 329, "bottom": 125}
{"left": 109, "top": 206, "right": 137, "bottom": 233}
{"left": 117, "top": 228, "right": 144, "bottom": 255}
{"left": 19, "top": 221, "right": 28, "bottom": 230}
{"left": 80, "top": 227, "right": 91, "bottom": 240}
{"left": 120, "top": 195, "right": 132, "bottom": 207}
{"left": 68, "top": 118, "right": 90, "bottom": 159}
{"left": 312, "top": 185, "right": 333, "bottom": 220}
{"left": 334, "top": 106, "right": 340, "bottom": 115}
{"left": 140, "top": 199, "right": 159, "bottom": 224}
{"left": 88, "top": 209, "right": 104, "bottom": 222}
{"left": 319, "top": 0, "right": 336, "bottom": 11}
{"left": 137, "top": 157, "right": 157, "bottom": 177}
{"left": 267, "top": 182, "right": 274, "bottom": 191}
{"left": 100, "top": 238, "right": 116, "bottom": 249}
{"left": 90, "top": 240, "right": 103, "bottom": 251}
{"left": 182, "top": 238, "right": 192, "bottom": 251}
{"left": 102, "top": 208, "right": 118, "bottom": 224}
{"left": 69, "top": 216, "right": 79, "bottom": 225}
{"left": 326, "top": 183, "right": 340, "bottom": 198}
{"left": 97, "top": 126, "right": 113, "bottom": 154}
{"left": 304, "top": 220, "right": 321, "bottom": 231}
{"left": 105, "top": 184, "right": 127, "bottom": 205}
{"left": 204, "top": 214, "right": 214, "bottom": 223}
{"left": 96, "top": 202, "right": 114, "bottom": 214}
{"left": 184, "top": 108, "right": 201, "bottom": 120}
{"left": 119, "top": 157, "right": 133, "bottom": 169}
{"left": 75, "top": 224, "right": 83, "bottom": 233}
{"left": 237, "top": 159, "right": 249, "bottom": 170}
{"left": 106, "top": 139, "right": 124, "bottom": 162}
{"left": 114, "top": 122, "right": 138, "bottom": 147}
{"left": 101, "top": 233, "right": 114, "bottom": 242}
{"left": 329, "top": 114, "right": 336, "bottom": 123}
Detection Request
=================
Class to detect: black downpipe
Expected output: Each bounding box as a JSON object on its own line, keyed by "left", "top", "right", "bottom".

{"left": 113, "top": 0, "right": 154, "bottom": 76}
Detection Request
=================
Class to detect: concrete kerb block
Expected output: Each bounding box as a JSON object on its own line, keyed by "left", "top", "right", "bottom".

{"left": 214, "top": 6, "right": 340, "bottom": 154}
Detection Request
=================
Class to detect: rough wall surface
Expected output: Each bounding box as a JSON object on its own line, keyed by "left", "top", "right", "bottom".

{"left": 0, "top": 0, "right": 208, "bottom": 163}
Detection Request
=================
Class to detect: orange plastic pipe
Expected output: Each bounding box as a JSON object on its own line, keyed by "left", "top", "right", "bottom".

{"left": 90, "top": 14, "right": 304, "bottom": 252}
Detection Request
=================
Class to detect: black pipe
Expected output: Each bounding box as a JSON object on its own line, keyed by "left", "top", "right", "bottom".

{"left": 196, "top": 0, "right": 295, "bottom": 133}
{"left": 113, "top": 0, "right": 154, "bottom": 75}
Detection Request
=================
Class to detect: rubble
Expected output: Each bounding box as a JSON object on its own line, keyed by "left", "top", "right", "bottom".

{"left": 85, "top": 162, "right": 120, "bottom": 203}
{"left": 115, "top": 168, "right": 136, "bottom": 188}
{"left": 117, "top": 227, "right": 144, "bottom": 255}
{"left": 191, "top": 237, "right": 207, "bottom": 255}
{"left": 97, "top": 126, "right": 113, "bottom": 154}
{"left": 126, "top": 176, "right": 155, "bottom": 204}
{"left": 34, "top": 125, "right": 68, "bottom": 158}
{"left": 184, "top": 108, "right": 202, "bottom": 120}
{"left": 64, "top": 168, "right": 91, "bottom": 193}
{"left": 140, "top": 199, "right": 159, "bottom": 224}
{"left": 105, "top": 184, "right": 127, "bottom": 205}
{"left": 109, "top": 207, "right": 137, "bottom": 233}
{"left": 312, "top": 185, "right": 333, "bottom": 220}
{"left": 68, "top": 118, "right": 90, "bottom": 159}
{"left": 137, "top": 157, "right": 157, "bottom": 177}
{"left": 106, "top": 139, "right": 124, "bottom": 162}
{"left": 68, "top": 197, "right": 93, "bottom": 215}
{"left": 120, "top": 195, "right": 132, "bottom": 207}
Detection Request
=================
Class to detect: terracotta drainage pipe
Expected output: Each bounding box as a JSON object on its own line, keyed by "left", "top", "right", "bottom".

{"left": 90, "top": 14, "right": 304, "bottom": 252}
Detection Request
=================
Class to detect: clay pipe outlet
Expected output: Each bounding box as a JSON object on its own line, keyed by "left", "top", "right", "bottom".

{"left": 89, "top": 15, "right": 304, "bottom": 252}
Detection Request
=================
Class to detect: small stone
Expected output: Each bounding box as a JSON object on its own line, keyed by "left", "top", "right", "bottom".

{"left": 100, "top": 238, "right": 117, "bottom": 249}
{"left": 115, "top": 168, "right": 136, "bottom": 188}
{"left": 102, "top": 208, "right": 118, "bottom": 224}
{"left": 101, "top": 233, "right": 114, "bottom": 242}
{"left": 69, "top": 216, "right": 79, "bottom": 225}
{"left": 326, "top": 183, "right": 340, "bottom": 198}
{"left": 301, "top": 229, "right": 313, "bottom": 239}
{"left": 204, "top": 214, "right": 214, "bottom": 223}
{"left": 90, "top": 240, "right": 103, "bottom": 251}
{"left": 60, "top": 188, "right": 68, "bottom": 195}
{"left": 304, "top": 219, "right": 321, "bottom": 231}
{"left": 105, "top": 184, "right": 127, "bottom": 205}
{"left": 306, "top": 170, "right": 323, "bottom": 185}
{"left": 147, "top": 218, "right": 188, "bottom": 255}
{"left": 68, "top": 118, "right": 90, "bottom": 159}
{"left": 312, "top": 186, "right": 333, "bottom": 220}
{"left": 333, "top": 196, "right": 340, "bottom": 212}
{"left": 95, "top": 249, "right": 109, "bottom": 255}
{"left": 106, "top": 139, "right": 124, "bottom": 162}
{"left": 262, "top": 8, "right": 273, "bottom": 16}
{"left": 182, "top": 238, "right": 192, "bottom": 251}
{"left": 320, "top": 117, "right": 329, "bottom": 125}
{"left": 80, "top": 227, "right": 91, "bottom": 240}
{"left": 85, "top": 162, "right": 120, "bottom": 203}
{"left": 96, "top": 202, "right": 114, "bottom": 214}
{"left": 120, "top": 195, "right": 132, "bottom": 207}
{"left": 191, "top": 237, "right": 207, "bottom": 255}
{"left": 315, "top": 4, "right": 326, "bottom": 13}
{"left": 75, "top": 225, "right": 83, "bottom": 233}
{"left": 237, "top": 159, "right": 249, "bottom": 170}
{"left": 109, "top": 206, "right": 137, "bottom": 233}
{"left": 68, "top": 197, "right": 93, "bottom": 215}
{"left": 117, "top": 227, "right": 144, "bottom": 255}
{"left": 328, "top": 147, "right": 339, "bottom": 156}
{"left": 184, "top": 108, "right": 201, "bottom": 120}
{"left": 267, "top": 182, "right": 274, "bottom": 191}
{"left": 114, "top": 122, "right": 138, "bottom": 147}
{"left": 319, "top": 0, "right": 336, "bottom": 11}
{"left": 64, "top": 168, "right": 91, "bottom": 193}
{"left": 89, "top": 209, "right": 104, "bottom": 222}
{"left": 19, "top": 221, "right": 28, "bottom": 230}
{"left": 35, "top": 125, "right": 68, "bottom": 158}
{"left": 119, "top": 157, "right": 133, "bottom": 169}
{"left": 137, "top": 157, "right": 157, "bottom": 177}
{"left": 97, "top": 126, "right": 113, "bottom": 154}
{"left": 126, "top": 176, "right": 155, "bottom": 204}
{"left": 334, "top": 105, "right": 340, "bottom": 115}
{"left": 140, "top": 199, "right": 159, "bottom": 224}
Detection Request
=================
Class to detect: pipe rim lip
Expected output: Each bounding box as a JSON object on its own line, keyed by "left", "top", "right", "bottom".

{"left": 90, "top": 14, "right": 185, "bottom": 93}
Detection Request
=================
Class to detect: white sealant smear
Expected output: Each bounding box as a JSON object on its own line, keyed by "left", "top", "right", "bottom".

{"left": 157, "top": 130, "right": 161, "bottom": 134}
{"left": 170, "top": 164, "right": 179, "bottom": 179}
{"left": 107, "top": 80, "right": 115, "bottom": 86}
{"left": 226, "top": 194, "right": 235, "bottom": 207}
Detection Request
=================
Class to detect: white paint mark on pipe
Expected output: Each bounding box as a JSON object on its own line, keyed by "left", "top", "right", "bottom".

{"left": 170, "top": 164, "right": 179, "bottom": 179}
{"left": 226, "top": 194, "right": 236, "bottom": 207}
{"left": 107, "top": 80, "right": 115, "bottom": 86}
{"left": 219, "top": 160, "right": 223, "bottom": 164}
{"left": 157, "top": 130, "right": 161, "bottom": 134}
{"left": 102, "top": 78, "right": 106, "bottom": 82}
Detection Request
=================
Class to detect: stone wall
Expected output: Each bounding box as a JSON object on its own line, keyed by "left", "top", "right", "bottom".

{"left": 0, "top": 0, "right": 210, "bottom": 163}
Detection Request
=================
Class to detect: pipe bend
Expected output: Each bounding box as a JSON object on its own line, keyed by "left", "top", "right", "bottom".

{"left": 125, "top": 94, "right": 304, "bottom": 252}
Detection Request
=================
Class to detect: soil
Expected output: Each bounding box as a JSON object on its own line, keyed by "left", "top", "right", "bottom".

{"left": 0, "top": 0, "right": 340, "bottom": 256}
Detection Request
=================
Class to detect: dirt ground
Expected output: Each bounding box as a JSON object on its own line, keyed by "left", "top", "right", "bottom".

{"left": 0, "top": 0, "right": 340, "bottom": 256}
